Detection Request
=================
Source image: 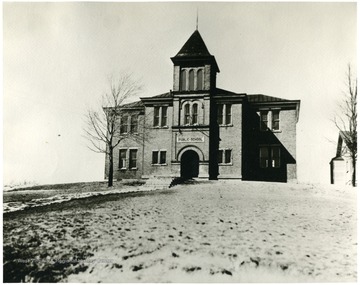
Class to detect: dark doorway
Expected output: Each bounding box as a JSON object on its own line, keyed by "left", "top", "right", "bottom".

{"left": 181, "top": 150, "right": 199, "bottom": 179}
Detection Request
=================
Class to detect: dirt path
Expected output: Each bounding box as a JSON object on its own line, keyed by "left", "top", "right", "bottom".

{"left": 3, "top": 181, "right": 356, "bottom": 282}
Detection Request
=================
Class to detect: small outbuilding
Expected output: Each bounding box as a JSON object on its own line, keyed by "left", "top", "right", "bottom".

{"left": 330, "top": 131, "right": 354, "bottom": 185}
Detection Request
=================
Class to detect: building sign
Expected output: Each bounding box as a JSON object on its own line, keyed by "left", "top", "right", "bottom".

{"left": 177, "top": 136, "right": 205, "bottom": 143}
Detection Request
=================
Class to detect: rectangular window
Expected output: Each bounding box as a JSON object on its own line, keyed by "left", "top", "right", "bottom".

{"left": 218, "top": 149, "right": 232, "bottom": 164}
{"left": 154, "top": 107, "right": 160, "bottom": 127}
{"left": 218, "top": 150, "right": 223, "bottom": 164}
{"left": 260, "top": 146, "right": 281, "bottom": 168}
{"left": 119, "top": 149, "right": 127, "bottom": 169}
{"left": 129, "top": 149, "right": 137, "bottom": 169}
{"left": 260, "top": 111, "right": 268, "bottom": 131}
{"left": 218, "top": 104, "right": 232, "bottom": 125}
{"left": 272, "top": 110, "right": 280, "bottom": 131}
{"left": 120, "top": 116, "right": 128, "bottom": 134}
{"left": 161, "top": 106, "right": 167, "bottom": 127}
{"left": 152, "top": 150, "right": 166, "bottom": 165}
{"left": 152, "top": 151, "right": 159, "bottom": 164}
{"left": 272, "top": 146, "right": 281, "bottom": 168}
{"left": 225, "top": 104, "right": 232, "bottom": 125}
{"left": 225, "top": 149, "right": 232, "bottom": 164}
{"left": 160, "top": 151, "right": 166, "bottom": 164}
{"left": 217, "top": 104, "right": 223, "bottom": 125}
{"left": 130, "top": 116, "right": 138, "bottom": 133}
{"left": 259, "top": 146, "right": 269, "bottom": 168}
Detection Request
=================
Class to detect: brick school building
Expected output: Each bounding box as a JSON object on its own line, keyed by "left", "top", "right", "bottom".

{"left": 105, "top": 30, "right": 300, "bottom": 182}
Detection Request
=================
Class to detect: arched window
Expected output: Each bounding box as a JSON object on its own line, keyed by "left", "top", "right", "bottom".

{"left": 197, "top": 69, "right": 203, "bottom": 90}
{"left": 189, "top": 69, "right": 195, "bottom": 90}
{"left": 184, "top": 104, "right": 190, "bottom": 125}
{"left": 192, "top": 104, "right": 198, "bottom": 124}
{"left": 180, "top": 69, "right": 186, "bottom": 91}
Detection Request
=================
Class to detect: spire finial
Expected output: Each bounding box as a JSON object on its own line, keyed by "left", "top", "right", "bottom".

{"left": 196, "top": 9, "right": 199, "bottom": 30}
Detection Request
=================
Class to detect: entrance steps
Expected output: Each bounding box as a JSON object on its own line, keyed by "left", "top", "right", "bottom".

{"left": 138, "top": 177, "right": 174, "bottom": 191}
{"left": 138, "top": 177, "right": 208, "bottom": 191}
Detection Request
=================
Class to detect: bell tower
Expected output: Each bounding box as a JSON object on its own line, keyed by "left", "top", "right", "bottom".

{"left": 170, "top": 30, "right": 221, "bottom": 180}
{"left": 171, "top": 30, "right": 220, "bottom": 94}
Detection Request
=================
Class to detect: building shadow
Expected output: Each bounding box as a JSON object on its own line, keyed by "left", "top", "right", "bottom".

{"left": 242, "top": 104, "right": 296, "bottom": 182}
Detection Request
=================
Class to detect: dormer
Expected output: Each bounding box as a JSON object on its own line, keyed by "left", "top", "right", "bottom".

{"left": 171, "top": 30, "right": 220, "bottom": 93}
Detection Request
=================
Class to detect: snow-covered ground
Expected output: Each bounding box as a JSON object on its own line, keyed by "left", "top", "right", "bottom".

{"left": 3, "top": 180, "right": 357, "bottom": 282}
{"left": 3, "top": 180, "right": 158, "bottom": 213}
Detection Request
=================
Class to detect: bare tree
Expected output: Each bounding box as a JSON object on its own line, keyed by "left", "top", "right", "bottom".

{"left": 84, "top": 74, "right": 143, "bottom": 187}
{"left": 333, "top": 65, "right": 357, "bottom": 186}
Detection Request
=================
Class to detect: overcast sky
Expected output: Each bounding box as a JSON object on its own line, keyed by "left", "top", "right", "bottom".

{"left": 3, "top": 2, "right": 357, "bottom": 185}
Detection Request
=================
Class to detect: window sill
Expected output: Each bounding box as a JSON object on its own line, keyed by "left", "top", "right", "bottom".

{"left": 152, "top": 126, "right": 169, "bottom": 129}
{"left": 120, "top": 132, "right": 140, "bottom": 135}
{"left": 151, "top": 163, "right": 167, "bottom": 166}
{"left": 219, "top": 163, "right": 233, "bottom": 166}
{"left": 183, "top": 123, "right": 200, "bottom": 126}
{"left": 260, "top": 129, "right": 282, "bottom": 133}
{"left": 130, "top": 167, "right": 138, "bottom": 171}
{"left": 260, "top": 167, "right": 281, "bottom": 169}
{"left": 219, "top": 124, "right": 233, "bottom": 127}
{"left": 119, "top": 168, "right": 127, "bottom": 171}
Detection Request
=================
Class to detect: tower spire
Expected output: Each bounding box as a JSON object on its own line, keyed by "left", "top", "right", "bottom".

{"left": 196, "top": 9, "right": 199, "bottom": 30}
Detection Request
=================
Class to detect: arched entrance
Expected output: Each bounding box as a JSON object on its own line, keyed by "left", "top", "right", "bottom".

{"left": 181, "top": 150, "right": 199, "bottom": 179}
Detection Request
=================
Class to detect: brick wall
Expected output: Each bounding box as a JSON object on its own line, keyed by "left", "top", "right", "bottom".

{"left": 218, "top": 103, "right": 242, "bottom": 178}
{"left": 142, "top": 105, "right": 174, "bottom": 178}
{"left": 104, "top": 111, "right": 145, "bottom": 180}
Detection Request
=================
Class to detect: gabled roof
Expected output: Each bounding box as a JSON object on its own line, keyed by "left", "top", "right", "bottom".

{"left": 331, "top": 131, "right": 352, "bottom": 162}
{"left": 336, "top": 131, "right": 352, "bottom": 157}
{"left": 340, "top": 131, "right": 351, "bottom": 141}
{"left": 175, "top": 30, "right": 211, "bottom": 57}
